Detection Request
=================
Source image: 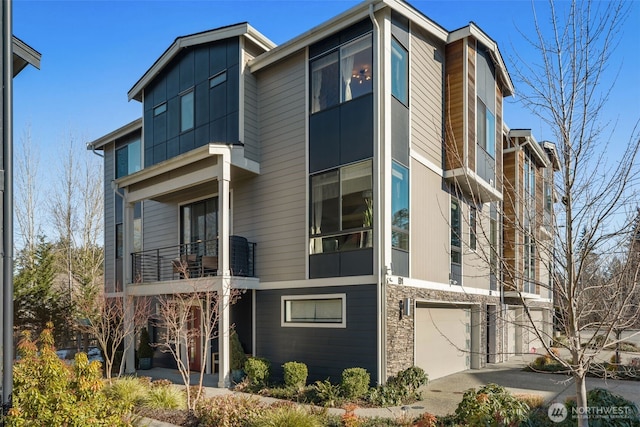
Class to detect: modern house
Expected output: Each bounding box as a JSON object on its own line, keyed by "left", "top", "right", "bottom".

{"left": 87, "top": 0, "right": 559, "bottom": 387}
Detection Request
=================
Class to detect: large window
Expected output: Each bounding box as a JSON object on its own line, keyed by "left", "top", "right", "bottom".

{"left": 180, "top": 197, "right": 218, "bottom": 256}
{"left": 310, "top": 35, "right": 372, "bottom": 113}
{"left": 391, "top": 38, "right": 408, "bottom": 106}
{"left": 310, "top": 160, "right": 372, "bottom": 254}
{"left": 451, "top": 199, "right": 461, "bottom": 264}
{"left": 282, "top": 294, "right": 346, "bottom": 328}
{"left": 392, "top": 161, "right": 409, "bottom": 250}
{"left": 524, "top": 235, "right": 536, "bottom": 293}
{"left": 470, "top": 206, "right": 477, "bottom": 251}
{"left": 180, "top": 90, "right": 194, "bottom": 132}
{"left": 115, "top": 139, "right": 141, "bottom": 179}
{"left": 477, "top": 99, "right": 496, "bottom": 158}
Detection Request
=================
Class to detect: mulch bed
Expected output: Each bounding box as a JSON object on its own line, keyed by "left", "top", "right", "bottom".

{"left": 135, "top": 408, "right": 199, "bottom": 427}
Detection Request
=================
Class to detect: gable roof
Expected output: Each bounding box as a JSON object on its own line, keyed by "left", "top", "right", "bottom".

{"left": 128, "top": 22, "right": 275, "bottom": 102}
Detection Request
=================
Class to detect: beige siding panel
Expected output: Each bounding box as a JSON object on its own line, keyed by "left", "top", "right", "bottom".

{"left": 410, "top": 27, "right": 444, "bottom": 167}
{"left": 104, "top": 145, "right": 116, "bottom": 292}
{"left": 243, "top": 39, "right": 266, "bottom": 163}
{"left": 142, "top": 200, "right": 179, "bottom": 252}
{"left": 463, "top": 202, "right": 491, "bottom": 290}
{"left": 410, "top": 158, "right": 449, "bottom": 283}
{"left": 248, "top": 52, "right": 307, "bottom": 281}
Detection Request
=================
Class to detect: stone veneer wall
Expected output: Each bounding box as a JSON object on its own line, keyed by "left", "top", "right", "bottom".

{"left": 385, "top": 284, "right": 504, "bottom": 380}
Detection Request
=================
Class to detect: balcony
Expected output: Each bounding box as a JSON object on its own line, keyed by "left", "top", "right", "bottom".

{"left": 132, "top": 236, "right": 256, "bottom": 284}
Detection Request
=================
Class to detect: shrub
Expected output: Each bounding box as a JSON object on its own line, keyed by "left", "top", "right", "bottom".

{"left": 454, "top": 383, "right": 529, "bottom": 427}
{"left": 313, "top": 379, "right": 343, "bottom": 407}
{"left": 138, "top": 327, "right": 154, "bottom": 359}
{"left": 366, "top": 366, "right": 428, "bottom": 406}
{"left": 391, "top": 366, "right": 428, "bottom": 396}
{"left": 195, "top": 394, "right": 266, "bottom": 427}
{"left": 250, "top": 406, "right": 323, "bottom": 427}
{"left": 563, "top": 388, "right": 640, "bottom": 427}
{"left": 341, "top": 367, "right": 370, "bottom": 400}
{"left": 245, "top": 357, "right": 271, "bottom": 387}
{"left": 141, "top": 384, "right": 186, "bottom": 410}
{"left": 103, "top": 376, "right": 148, "bottom": 408}
{"left": 283, "top": 361, "right": 308, "bottom": 390}
{"left": 7, "top": 325, "right": 131, "bottom": 427}
{"left": 231, "top": 331, "right": 248, "bottom": 370}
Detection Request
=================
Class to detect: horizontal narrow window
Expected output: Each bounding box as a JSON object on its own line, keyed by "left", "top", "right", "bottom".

{"left": 153, "top": 102, "right": 166, "bottom": 116}
{"left": 282, "top": 294, "right": 346, "bottom": 328}
{"left": 209, "top": 71, "right": 227, "bottom": 88}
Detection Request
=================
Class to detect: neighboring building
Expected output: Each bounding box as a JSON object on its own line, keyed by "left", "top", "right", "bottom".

{"left": 88, "top": 0, "right": 559, "bottom": 387}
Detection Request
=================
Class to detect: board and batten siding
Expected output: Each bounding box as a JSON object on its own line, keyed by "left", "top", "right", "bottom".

{"left": 255, "top": 285, "right": 378, "bottom": 384}
{"left": 244, "top": 51, "right": 307, "bottom": 282}
{"left": 410, "top": 158, "right": 449, "bottom": 284}
{"left": 410, "top": 27, "right": 444, "bottom": 167}
{"left": 104, "top": 145, "right": 116, "bottom": 293}
{"left": 243, "top": 40, "right": 262, "bottom": 163}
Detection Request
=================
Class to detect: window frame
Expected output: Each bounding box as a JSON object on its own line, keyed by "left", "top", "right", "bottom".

{"left": 391, "top": 161, "right": 409, "bottom": 251}
{"left": 180, "top": 89, "right": 195, "bottom": 133}
{"left": 391, "top": 37, "right": 409, "bottom": 106}
{"left": 451, "top": 198, "right": 462, "bottom": 265}
{"left": 281, "top": 294, "right": 347, "bottom": 328}
{"left": 209, "top": 70, "right": 227, "bottom": 88}
{"left": 470, "top": 206, "right": 477, "bottom": 251}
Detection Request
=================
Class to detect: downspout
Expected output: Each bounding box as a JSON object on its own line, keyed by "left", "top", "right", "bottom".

{"left": 369, "top": 3, "right": 385, "bottom": 386}
{"left": 87, "top": 142, "right": 104, "bottom": 158}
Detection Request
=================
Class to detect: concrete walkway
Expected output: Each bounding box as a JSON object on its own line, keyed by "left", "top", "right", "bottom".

{"left": 140, "top": 358, "right": 640, "bottom": 423}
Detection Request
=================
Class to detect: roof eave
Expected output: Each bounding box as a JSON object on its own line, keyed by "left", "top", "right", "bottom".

{"left": 249, "top": 0, "right": 448, "bottom": 73}
{"left": 448, "top": 23, "right": 514, "bottom": 97}
{"left": 13, "top": 36, "right": 41, "bottom": 76}
{"left": 86, "top": 117, "right": 143, "bottom": 151}
{"left": 128, "top": 23, "right": 276, "bottom": 102}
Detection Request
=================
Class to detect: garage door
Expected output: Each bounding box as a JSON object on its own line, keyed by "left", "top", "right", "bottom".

{"left": 526, "top": 310, "right": 544, "bottom": 353}
{"left": 415, "top": 306, "right": 470, "bottom": 380}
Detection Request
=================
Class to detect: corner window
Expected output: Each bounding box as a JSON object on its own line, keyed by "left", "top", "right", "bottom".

{"left": 282, "top": 294, "right": 346, "bottom": 328}
{"left": 391, "top": 38, "right": 408, "bottom": 106}
{"left": 451, "top": 199, "right": 461, "bottom": 264}
{"left": 180, "top": 90, "right": 194, "bottom": 132}
{"left": 115, "top": 139, "right": 141, "bottom": 179}
{"left": 392, "top": 161, "right": 409, "bottom": 250}
{"left": 310, "top": 34, "right": 372, "bottom": 114}
{"left": 310, "top": 160, "right": 373, "bottom": 254}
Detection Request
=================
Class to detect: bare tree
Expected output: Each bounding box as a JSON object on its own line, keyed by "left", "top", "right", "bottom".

{"left": 509, "top": 1, "right": 640, "bottom": 424}
{"left": 154, "top": 267, "right": 243, "bottom": 409}
{"left": 75, "top": 291, "right": 150, "bottom": 382}
{"left": 15, "top": 125, "right": 42, "bottom": 262}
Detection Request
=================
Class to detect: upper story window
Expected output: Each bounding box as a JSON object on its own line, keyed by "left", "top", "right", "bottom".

{"left": 469, "top": 206, "right": 477, "bottom": 251}
{"left": 310, "top": 159, "right": 373, "bottom": 254}
{"left": 180, "top": 89, "right": 194, "bottom": 132}
{"left": 476, "top": 45, "right": 496, "bottom": 159}
{"left": 209, "top": 70, "right": 227, "bottom": 88}
{"left": 451, "top": 198, "right": 461, "bottom": 264}
{"left": 477, "top": 99, "right": 496, "bottom": 157}
{"left": 115, "top": 139, "right": 141, "bottom": 179}
{"left": 392, "top": 161, "right": 409, "bottom": 250}
{"left": 543, "top": 167, "right": 553, "bottom": 230}
{"left": 310, "top": 34, "right": 372, "bottom": 114}
{"left": 391, "top": 38, "right": 408, "bottom": 106}
{"left": 524, "top": 152, "right": 536, "bottom": 228}
{"left": 153, "top": 102, "right": 167, "bottom": 116}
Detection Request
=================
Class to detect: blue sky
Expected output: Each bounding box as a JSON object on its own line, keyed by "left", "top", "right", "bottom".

{"left": 11, "top": 0, "right": 640, "bottom": 188}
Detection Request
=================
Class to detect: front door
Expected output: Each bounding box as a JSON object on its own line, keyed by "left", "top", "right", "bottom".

{"left": 188, "top": 305, "right": 202, "bottom": 372}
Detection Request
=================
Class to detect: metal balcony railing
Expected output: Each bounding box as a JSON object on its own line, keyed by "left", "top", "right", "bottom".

{"left": 131, "top": 236, "right": 256, "bottom": 284}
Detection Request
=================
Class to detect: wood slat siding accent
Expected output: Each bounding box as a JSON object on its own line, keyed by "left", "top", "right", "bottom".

{"left": 495, "top": 85, "right": 503, "bottom": 193}
{"left": 247, "top": 52, "right": 306, "bottom": 281}
{"left": 142, "top": 200, "right": 179, "bottom": 252}
{"left": 515, "top": 149, "right": 525, "bottom": 292}
{"left": 255, "top": 285, "right": 377, "bottom": 384}
{"left": 410, "top": 158, "right": 450, "bottom": 283}
{"left": 104, "top": 146, "right": 116, "bottom": 292}
{"left": 243, "top": 50, "right": 260, "bottom": 163}
{"left": 444, "top": 40, "right": 464, "bottom": 171}
{"left": 410, "top": 27, "right": 444, "bottom": 167}
{"left": 467, "top": 42, "right": 476, "bottom": 173}
{"left": 502, "top": 150, "right": 518, "bottom": 291}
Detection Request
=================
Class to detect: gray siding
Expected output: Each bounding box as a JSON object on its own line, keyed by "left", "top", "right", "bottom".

{"left": 255, "top": 285, "right": 378, "bottom": 383}
{"left": 104, "top": 145, "right": 116, "bottom": 292}
{"left": 411, "top": 26, "right": 444, "bottom": 168}
{"left": 238, "top": 51, "right": 307, "bottom": 282}
{"left": 142, "top": 200, "right": 179, "bottom": 252}
{"left": 243, "top": 40, "right": 262, "bottom": 163}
